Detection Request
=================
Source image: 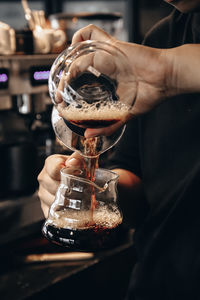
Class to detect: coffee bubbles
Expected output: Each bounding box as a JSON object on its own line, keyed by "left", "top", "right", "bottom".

{"left": 57, "top": 99, "right": 130, "bottom": 128}
{"left": 43, "top": 206, "right": 123, "bottom": 251}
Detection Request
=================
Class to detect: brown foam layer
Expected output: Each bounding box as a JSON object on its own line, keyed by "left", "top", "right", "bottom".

{"left": 48, "top": 207, "right": 122, "bottom": 229}
{"left": 58, "top": 101, "right": 130, "bottom": 122}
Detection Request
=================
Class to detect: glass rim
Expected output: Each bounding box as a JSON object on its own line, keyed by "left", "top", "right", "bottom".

{"left": 60, "top": 166, "right": 119, "bottom": 191}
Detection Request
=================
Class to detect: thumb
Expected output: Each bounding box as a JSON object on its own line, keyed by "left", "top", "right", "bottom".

{"left": 65, "top": 151, "right": 84, "bottom": 168}
{"left": 71, "top": 24, "right": 113, "bottom": 45}
{"left": 84, "top": 120, "right": 125, "bottom": 138}
{"left": 44, "top": 154, "right": 68, "bottom": 181}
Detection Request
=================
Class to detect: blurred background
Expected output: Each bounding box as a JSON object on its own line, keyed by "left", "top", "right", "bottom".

{"left": 0, "top": 0, "right": 172, "bottom": 42}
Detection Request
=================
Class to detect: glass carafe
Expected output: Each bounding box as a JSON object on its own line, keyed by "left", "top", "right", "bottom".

{"left": 49, "top": 40, "right": 137, "bottom": 157}
{"left": 42, "top": 167, "right": 123, "bottom": 251}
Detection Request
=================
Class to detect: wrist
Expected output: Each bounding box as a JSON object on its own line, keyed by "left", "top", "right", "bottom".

{"left": 164, "top": 44, "right": 200, "bottom": 96}
{"left": 160, "top": 48, "right": 179, "bottom": 98}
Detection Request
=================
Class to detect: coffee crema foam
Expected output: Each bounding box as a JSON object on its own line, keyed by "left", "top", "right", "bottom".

{"left": 58, "top": 101, "right": 130, "bottom": 122}
{"left": 47, "top": 206, "right": 122, "bottom": 230}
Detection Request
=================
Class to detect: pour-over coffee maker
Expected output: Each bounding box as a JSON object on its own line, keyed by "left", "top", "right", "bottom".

{"left": 42, "top": 41, "right": 137, "bottom": 251}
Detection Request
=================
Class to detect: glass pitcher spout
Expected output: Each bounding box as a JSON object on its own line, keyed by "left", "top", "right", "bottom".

{"left": 63, "top": 166, "right": 119, "bottom": 193}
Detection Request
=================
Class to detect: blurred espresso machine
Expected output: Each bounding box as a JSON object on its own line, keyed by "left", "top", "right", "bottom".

{"left": 0, "top": 54, "right": 57, "bottom": 199}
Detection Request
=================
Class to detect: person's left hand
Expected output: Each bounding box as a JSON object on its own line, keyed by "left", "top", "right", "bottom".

{"left": 38, "top": 152, "right": 83, "bottom": 218}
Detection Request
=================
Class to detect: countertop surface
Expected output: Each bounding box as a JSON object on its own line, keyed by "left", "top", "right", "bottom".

{"left": 0, "top": 194, "right": 136, "bottom": 300}
{"left": 0, "top": 233, "right": 135, "bottom": 300}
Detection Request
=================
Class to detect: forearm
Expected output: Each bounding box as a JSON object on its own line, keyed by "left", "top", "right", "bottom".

{"left": 165, "top": 44, "right": 200, "bottom": 96}
{"left": 116, "top": 41, "right": 200, "bottom": 98}
{"left": 112, "top": 168, "right": 148, "bottom": 228}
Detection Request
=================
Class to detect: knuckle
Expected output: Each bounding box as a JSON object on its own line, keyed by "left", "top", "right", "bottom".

{"left": 88, "top": 24, "right": 94, "bottom": 29}
{"left": 37, "top": 169, "right": 44, "bottom": 183}
{"left": 44, "top": 154, "right": 57, "bottom": 166}
{"left": 40, "top": 202, "right": 48, "bottom": 218}
{"left": 37, "top": 188, "right": 42, "bottom": 200}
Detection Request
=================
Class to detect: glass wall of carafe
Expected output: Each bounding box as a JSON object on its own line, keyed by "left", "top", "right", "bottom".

{"left": 42, "top": 167, "right": 123, "bottom": 251}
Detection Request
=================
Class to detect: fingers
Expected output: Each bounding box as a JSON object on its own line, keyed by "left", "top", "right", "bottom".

{"left": 54, "top": 25, "right": 118, "bottom": 106}
{"left": 65, "top": 151, "right": 83, "bottom": 168}
{"left": 67, "top": 52, "right": 95, "bottom": 81}
{"left": 38, "top": 153, "right": 84, "bottom": 217}
{"left": 93, "top": 50, "right": 116, "bottom": 77}
{"left": 38, "top": 168, "right": 61, "bottom": 196}
{"left": 71, "top": 24, "right": 113, "bottom": 45}
{"left": 84, "top": 120, "right": 125, "bottom": 138}
{"left": 43, "top": 154, "right": 67, "bottom": 181}
{"left": 65, "top": 52, "right": 116, "bottom": 88}
{"left": 38, "top": 154, "right": 67, "bottom": 214}
{"left": 38, "top": 154, "right": 68, "bottom": 216}
{"left": 39, "top": 187, "right": 55, "bottom": 218}
{"left": 41, "top": 202, "right": 49, "bottom": 219}
{"left": 55, "top": 75, "right": 65, "bottom": 103}
{"left": 71, "top": 25, "right": 117, "bottom": 78}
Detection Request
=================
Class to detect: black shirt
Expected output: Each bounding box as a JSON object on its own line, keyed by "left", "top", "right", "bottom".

{"left": 108, "top": 9, "right": 200, "bottom": 300}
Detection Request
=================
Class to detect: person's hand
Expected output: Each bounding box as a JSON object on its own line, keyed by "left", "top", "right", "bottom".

{"left": 55, "top": 25, "right": 171, "bottom": 138}
{"left": 38, "top": 152, "right": 83, "bottom": 218}
{"left": 55, "top": 26, "right": 137, "bottom": 134}
{"left": 55, "top": 25, "right": 200, "bottom": 138}
{"left": 70, "top": 25, "right": 172, "bottom": 137}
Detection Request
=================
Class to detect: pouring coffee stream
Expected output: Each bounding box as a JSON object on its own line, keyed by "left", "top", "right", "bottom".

{"left": 79, "top": 136, "right": 100, "bottom": 225}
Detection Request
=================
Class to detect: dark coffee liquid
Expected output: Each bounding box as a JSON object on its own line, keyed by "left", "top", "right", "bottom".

{"left": 69, "top": 118, "right": 120, "bottom": 128}
{"left": 81, "top": 137, "right": 99, "bottom": 221}
{"left": 42, "top": 223, "right": 122, "bottom": 251}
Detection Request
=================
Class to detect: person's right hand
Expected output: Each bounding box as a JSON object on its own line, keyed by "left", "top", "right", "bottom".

{"left": 56, "top": 25, "right": 200, "bottom": 139}
{"left": 38, "top": 152, "right": 83, "bottom": 218}
{"left": 56, "top": 25, "right": 172, "bottom": 138}
{"left": 71, "top": 25, "right": 170, "bottom": 112}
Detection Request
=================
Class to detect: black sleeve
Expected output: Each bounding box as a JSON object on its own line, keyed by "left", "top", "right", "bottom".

{"left": 143, "top": 9, "right": 186, "bottom": 48}
{"left": 142, "top": 14, "right": 171, "bottom": 47}
{"left": 103, "top": 13, "right": 174, "bottom": 179}
{"left": 103, "top": 10, "right": 179, "bottom": 179}
{"left": 105, "top": 118, "right": 142, "bottom": 179}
